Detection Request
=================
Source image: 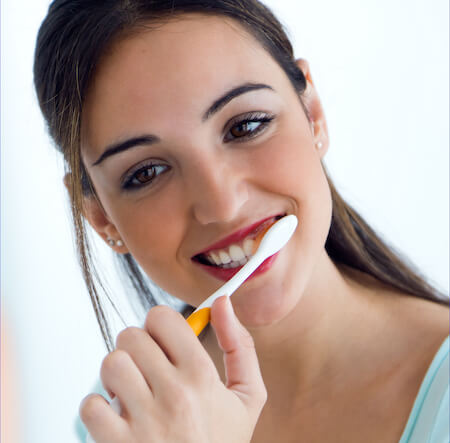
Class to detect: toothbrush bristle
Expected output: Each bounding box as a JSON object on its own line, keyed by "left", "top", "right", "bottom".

{"left": 252, "top": 223, "right": 274, "bottom": 253}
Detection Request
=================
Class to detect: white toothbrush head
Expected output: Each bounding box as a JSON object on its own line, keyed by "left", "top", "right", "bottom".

{"left": 254, "top": 214, "right": 298, "bottom": 258}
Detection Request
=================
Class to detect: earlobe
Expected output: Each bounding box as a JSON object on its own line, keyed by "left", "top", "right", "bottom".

{"left": 295, "top": 59, "right": 330, "bottom": 158}
{"left": 63, "top": 173, "right": 128, "bottom": 253}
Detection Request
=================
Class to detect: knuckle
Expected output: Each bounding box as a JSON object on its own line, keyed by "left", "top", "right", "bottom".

{"left": 257, "top": 386, "right": 268, "bottom": 405}
{"left": 145, "top": 304, "right": 182, "bottom": 330}
{"left": 79, "top": 394, "right": 105, "bottom": 424}
{"left": 101, "top": 349, "right": 130, "bottom": 378}
{"left": 240, "top": 329, "right": 256, "bottom": 351}
{"left": 164, "top": 380, "right": 195, "bottom": 412}
{"left": 116, "top": 326, "right": 144, "bottom": 348}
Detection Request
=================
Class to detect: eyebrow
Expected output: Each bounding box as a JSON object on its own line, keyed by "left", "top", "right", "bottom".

{"left": 92, "top": 82, "right": 274, "bottom": 167}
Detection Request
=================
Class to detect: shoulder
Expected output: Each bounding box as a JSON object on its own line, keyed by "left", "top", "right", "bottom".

{"left": 392, "top": 293, "right": 448, "bottom": 350}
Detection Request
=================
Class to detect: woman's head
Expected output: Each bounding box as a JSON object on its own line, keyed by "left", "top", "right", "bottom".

{"left": 34, "top": 0, "right": 445, "bottom": 351}
{"left": 79, "top": 13, "right": 332, "bottom": 326}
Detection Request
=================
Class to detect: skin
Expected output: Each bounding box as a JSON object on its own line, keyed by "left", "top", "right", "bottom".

{"left": 79, "top": 14, "right": 449, "bottom": 442}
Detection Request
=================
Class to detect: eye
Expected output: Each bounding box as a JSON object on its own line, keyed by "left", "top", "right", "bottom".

{"left": 122, "top": 162, "right": 170, "bottom": 191}
{"left": 224, "top": 112, "right": 275, "bottom": 143}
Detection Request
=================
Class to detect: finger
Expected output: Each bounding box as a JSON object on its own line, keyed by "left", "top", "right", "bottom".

{"left": 144, "top": 305, "right": 216, "bottom": 373}
{"left": 210, "top": 296, "right": 267, "bottom": 410}
{"left": 115, "top": 326, "right": 177, "bottom": 398}
{"left": 100, "top": 349, "right": 153, "bottom": 420}
{"left": 80, "top": 393, "right": 129, "bottom": 443}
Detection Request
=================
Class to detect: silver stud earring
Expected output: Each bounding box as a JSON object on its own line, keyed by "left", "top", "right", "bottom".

{"left": 116, "top": 240, "right": 123, "bottom": 247}
{"left": 107, "top": 238, "right": 116, "bottom": 247}
{"left": 316, "top": 141, "right": 323, "bottom": 150}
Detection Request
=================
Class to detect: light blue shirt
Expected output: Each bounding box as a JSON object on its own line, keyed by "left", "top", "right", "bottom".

{"left": 76, "top": 336, "right": 449, "bottom": 442}
{"left": 398, "top": 335, "right": 449, "bottom": 443}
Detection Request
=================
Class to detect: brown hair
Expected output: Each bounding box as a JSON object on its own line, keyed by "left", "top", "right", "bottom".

{"left": 34, "top": 0, "right": 447, "bottom": 352}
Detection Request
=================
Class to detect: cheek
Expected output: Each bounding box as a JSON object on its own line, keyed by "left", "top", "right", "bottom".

{"left": 251, "top": 129, "right": 325, "bottom": 197}
{"left": 253, "top": 129, "right": 333, "bottom": 248}
{"left": 110, "top": 190, "right": 188, "bottom": 286}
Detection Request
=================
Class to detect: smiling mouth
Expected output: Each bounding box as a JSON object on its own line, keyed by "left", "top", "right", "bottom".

{"left": 192, "top": 214, "right": 285, "bottom": 269}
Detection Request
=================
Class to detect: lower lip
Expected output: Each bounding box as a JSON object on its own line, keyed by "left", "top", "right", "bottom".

{"left": 194, "top": 252, "right": 280, "bottom": 282}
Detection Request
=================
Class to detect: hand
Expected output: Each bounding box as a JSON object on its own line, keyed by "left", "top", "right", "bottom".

{"left": 79, "top": 296, "right": 267, "bottom": 442}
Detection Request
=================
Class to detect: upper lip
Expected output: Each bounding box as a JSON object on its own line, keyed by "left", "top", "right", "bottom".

{"left": 192, "top": 214, "right": 284, "bottom": 258}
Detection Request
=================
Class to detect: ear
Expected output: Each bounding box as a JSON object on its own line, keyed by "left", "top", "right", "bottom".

{"left": 296, "top": 59, "right": 329, "bottom": 157}
{"left": 63, "top": 173, "right": 129, "bottom": 253}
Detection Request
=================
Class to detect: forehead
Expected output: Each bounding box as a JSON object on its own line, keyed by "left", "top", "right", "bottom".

{"left": 82, "top": 14, "right": 288, "bottom": 153}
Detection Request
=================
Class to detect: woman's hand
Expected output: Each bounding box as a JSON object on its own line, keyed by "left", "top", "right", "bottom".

{"left": 79, "top": 296, "right": 267, "bottom": 443}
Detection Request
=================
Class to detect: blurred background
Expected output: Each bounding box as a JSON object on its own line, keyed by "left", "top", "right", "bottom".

{"left": 1, "top": 0, "right": 448, "bottom": 441}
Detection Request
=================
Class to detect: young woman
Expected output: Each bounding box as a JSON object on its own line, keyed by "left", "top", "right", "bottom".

{"left": 34, "top": 1, "right": 449, "bottom": 442}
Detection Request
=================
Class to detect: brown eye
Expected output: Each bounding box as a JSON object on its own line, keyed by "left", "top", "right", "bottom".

{"left": 123, "top": 164, "right": 170, "bottom": 190}
{"left": 135, "top": 168, "right": 156, "bottom": 184}
{"left": 230, "top": 121, "right": 261, "bottom": 138}
{"left": 224, "top": 113, "right": 275, "bottom": 143}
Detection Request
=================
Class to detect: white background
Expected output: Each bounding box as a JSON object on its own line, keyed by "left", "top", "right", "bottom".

{"left": 1, "top": 1, "right": 448, "bottom": 441}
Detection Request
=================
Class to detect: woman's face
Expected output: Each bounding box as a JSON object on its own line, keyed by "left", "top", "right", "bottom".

{"left": 81, "top": 14, "right": 332, "bottom": 328}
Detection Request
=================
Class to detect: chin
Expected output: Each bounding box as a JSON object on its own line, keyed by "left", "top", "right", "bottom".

{"left": 230, "top": 279, "right": 299, "bottom": 328}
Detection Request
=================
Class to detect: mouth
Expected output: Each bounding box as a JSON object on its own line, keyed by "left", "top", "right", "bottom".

{"left": 191, "top": 214, "right": 285, "bottom": 270}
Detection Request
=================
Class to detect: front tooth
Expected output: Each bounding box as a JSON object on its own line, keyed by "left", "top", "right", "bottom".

{"left": 219, "top": 250, "right": 231, "bottom": 264}
{"left": 229, "top": 245, "right": 246, "bottom": 261}
{"left": 243, "top": 238, "right": 255, "bottom": 257}
{"left": 238, "top": 258, "right": 248, "bottom": 266}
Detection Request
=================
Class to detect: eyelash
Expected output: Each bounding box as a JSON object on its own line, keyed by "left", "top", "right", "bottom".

{"left": 121, "top": 111, "right": 276, "bottom": 191}
{"left": 122, "top": 163, "right": 169, "bottom": 190}
{"left": 224, "top": 111, "right": 275, "bottom": 143}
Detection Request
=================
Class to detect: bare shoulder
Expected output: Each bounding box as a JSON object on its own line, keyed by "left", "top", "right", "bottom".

{"left": 343, "top": 264, "right": 449, "bottom": 347}
{"left": 390, "top": 291, "right": 449, "bottom": 345}
{"left": 379, "top": 289, "right": 449, "bottom": 386}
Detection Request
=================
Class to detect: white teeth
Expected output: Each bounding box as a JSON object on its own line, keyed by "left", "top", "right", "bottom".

{"left": 202, "top": 235, "right": 257, "bottom": 268}
{"left": 219, "top": 250, "right": 231, "bottom": 264}
{"left": 243, "top": 238, "right": 255, "bottom": 256}
{"left": 210, "top": 251, "right": 221, "bottom": 265}
{"left": 229, "top": 245, "right": 246, "bottom": 261}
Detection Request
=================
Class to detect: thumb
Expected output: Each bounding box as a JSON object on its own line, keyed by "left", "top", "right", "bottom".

{"left": 210, "top": 296, "right": 267, "bottom": 411}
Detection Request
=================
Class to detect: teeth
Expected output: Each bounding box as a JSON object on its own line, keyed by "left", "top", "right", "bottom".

{"left": 201, "top": 230, "right": 260, "bottom": 268}
{"left": 243, "top": 238, "right": 255, "bottom": 256}
{"left": 210, "top": 251, "right": 221, "bottom": 265}
{"left": 219, "top": 250, "right": 231, "bottom": 264}
{"left": 229, "top": 245, "right": 246, "bottom": 261}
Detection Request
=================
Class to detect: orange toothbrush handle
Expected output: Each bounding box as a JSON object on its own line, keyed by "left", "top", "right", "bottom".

{"left": 186, "top": 307, "right": 211, "bottom": 336}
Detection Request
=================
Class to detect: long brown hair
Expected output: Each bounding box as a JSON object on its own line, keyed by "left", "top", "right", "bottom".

{"left": 34, "top": 0, "right": 448, "bottom": 352}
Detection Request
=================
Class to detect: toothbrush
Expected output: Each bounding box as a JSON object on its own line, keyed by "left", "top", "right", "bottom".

{"left": 86, "top": 214, "right": 297, "bottom": 442}
{"left": 186, "top": 214, "right": 298, "bottom": 335}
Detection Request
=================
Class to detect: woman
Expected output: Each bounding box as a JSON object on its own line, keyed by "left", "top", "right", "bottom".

{"left": 34, "top": 1, "right": 449, "bottom": 441}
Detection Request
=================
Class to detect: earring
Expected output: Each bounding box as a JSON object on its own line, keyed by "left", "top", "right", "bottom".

{"left": 107, "top": 238, "right": 124, "bottom": 248}
{"left": 316, "top": 141, "right": 323, "bottom": 150}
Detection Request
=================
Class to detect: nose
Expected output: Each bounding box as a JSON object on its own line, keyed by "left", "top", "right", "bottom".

{"left": 188, "top": 154, "right": 249, "bottom": 225}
